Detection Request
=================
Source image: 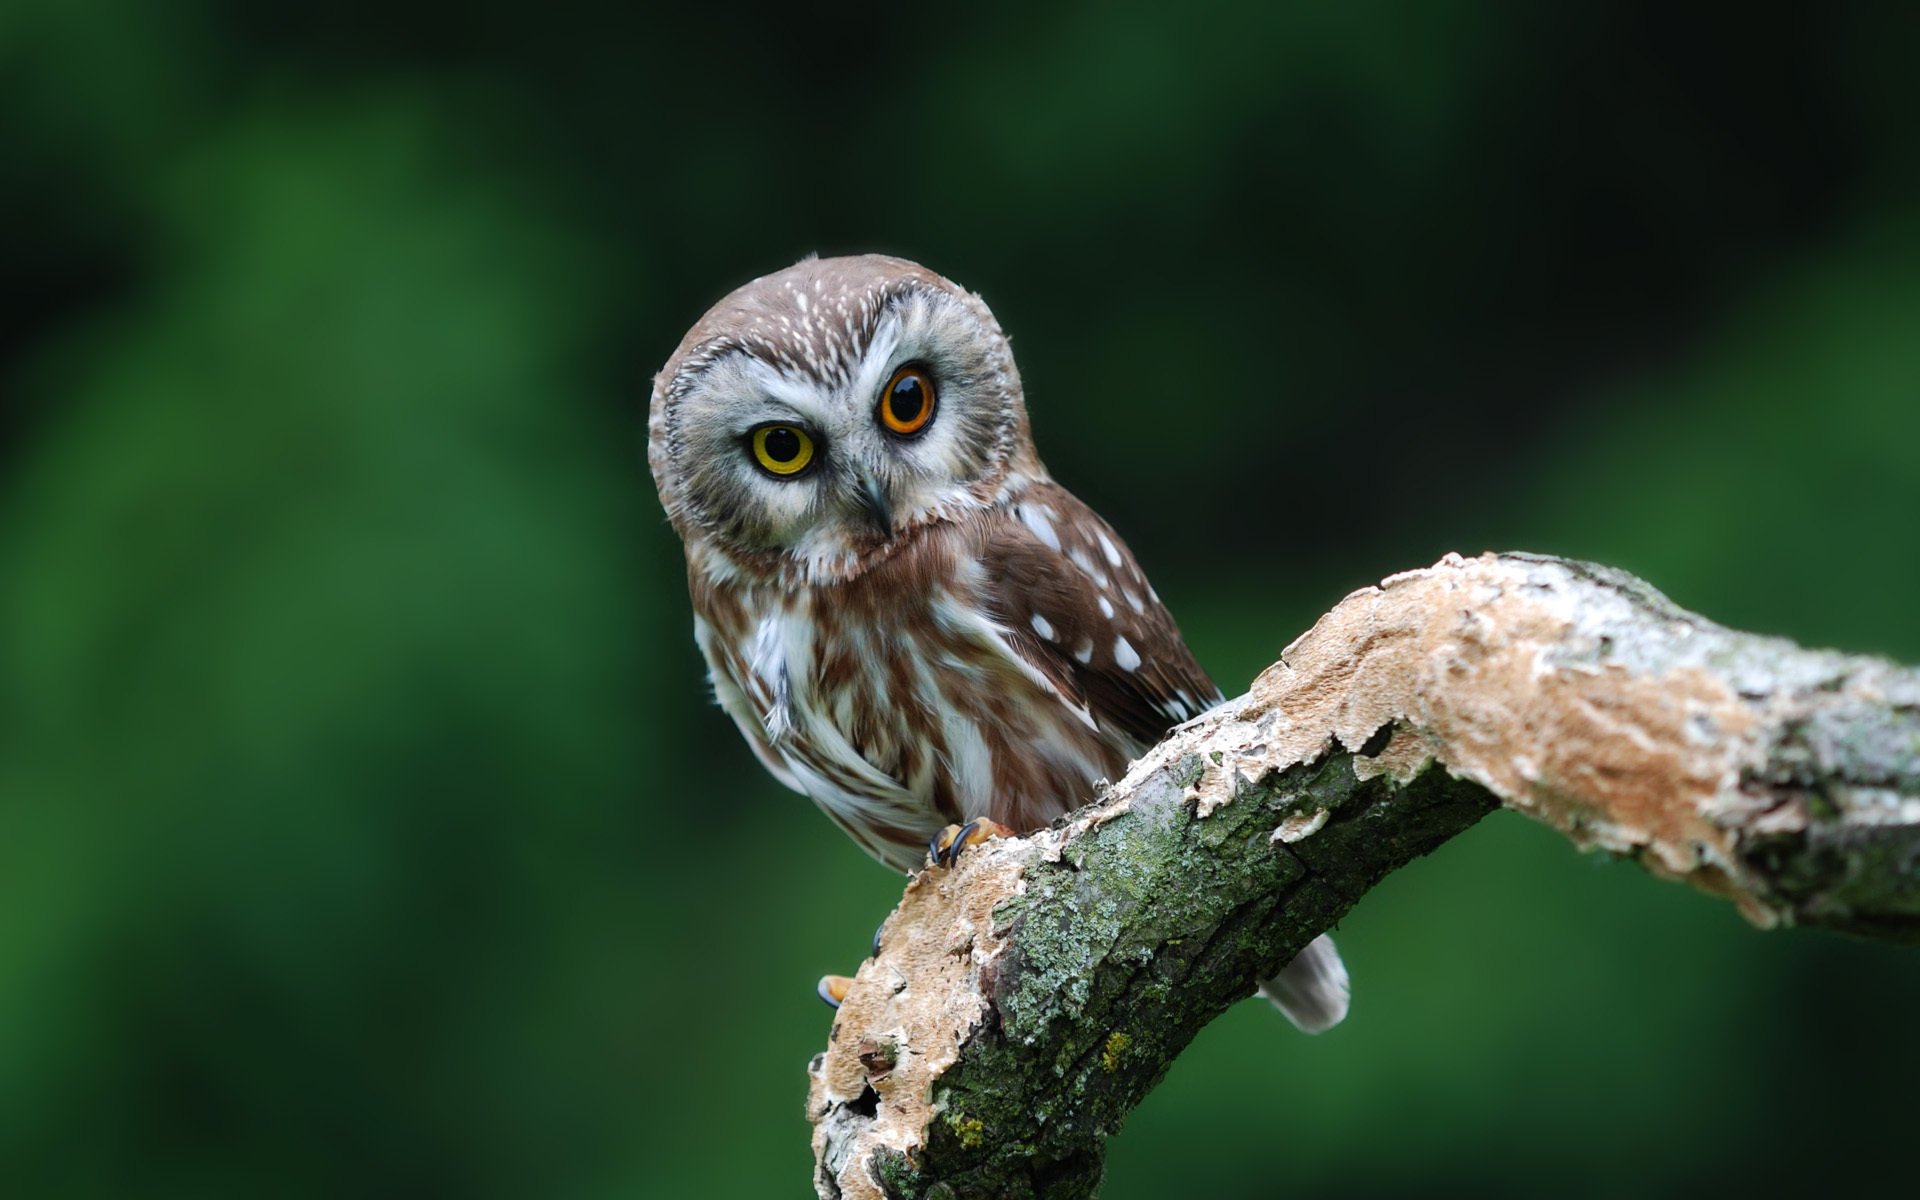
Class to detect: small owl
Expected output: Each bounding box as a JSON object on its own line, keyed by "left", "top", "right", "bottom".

{"left": 649, "top": 255, "right": 1347, "bottom": 1032}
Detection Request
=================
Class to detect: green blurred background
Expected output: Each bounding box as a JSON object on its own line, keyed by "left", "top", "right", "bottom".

{"left": 4, "top": 2, "right": 1917, "bottom": 1196}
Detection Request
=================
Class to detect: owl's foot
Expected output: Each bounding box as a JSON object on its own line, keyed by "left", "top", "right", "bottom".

{"left": 928, "top": 818, "right": 1016, "bottom": 868}
{"left": 817, "top": 974, "right": 853, "bottom": 1009}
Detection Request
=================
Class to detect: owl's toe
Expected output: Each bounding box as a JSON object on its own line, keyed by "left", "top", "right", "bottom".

{"left": 818, "top": 974, "right": 854, "bottom": 1009}
{"left": 928, "top": 818, "right": 1016, "bottom": 868}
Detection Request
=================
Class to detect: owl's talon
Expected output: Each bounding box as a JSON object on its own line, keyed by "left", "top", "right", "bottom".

{"left": 818, "top": 974, "right": 853, "bottom": 1009}
{"left": 929, "top": 818, "right": 1015, "bottom": 867}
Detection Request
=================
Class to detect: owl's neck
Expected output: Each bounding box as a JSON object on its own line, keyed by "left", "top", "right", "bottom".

{"left": 697, "top": 468, "right": 1050, "bottom": 591}
{"left": 696, "top": 515, "right": 949, "bottom": 590}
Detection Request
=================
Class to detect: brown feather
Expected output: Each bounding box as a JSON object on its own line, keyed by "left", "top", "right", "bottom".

{"left": 977, "top": 482, "right": 1224, "bottom": 760}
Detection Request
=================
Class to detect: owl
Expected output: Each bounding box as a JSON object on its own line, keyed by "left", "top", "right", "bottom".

{"left": 649, "top": 255, "right": 1348, "bottom": 1032}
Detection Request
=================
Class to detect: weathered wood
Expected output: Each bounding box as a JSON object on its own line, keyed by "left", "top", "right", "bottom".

{"left": 808, "top": 552, "right": 1920, "bottom": 1199}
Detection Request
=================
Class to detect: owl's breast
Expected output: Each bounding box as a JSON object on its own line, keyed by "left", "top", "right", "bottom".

{"left": 694, "top": 552, "right": 1125, "bottom": 872}
{"left": 692, "top": 567, "right": 951, "bottom": 867}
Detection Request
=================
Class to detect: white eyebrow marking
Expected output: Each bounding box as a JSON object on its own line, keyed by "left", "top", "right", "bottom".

{"left": 1031, "top": 613, "right": 1056, "bottom": 641}
{"left": 1114, "top": 637, "right": 1141, "bottom": 672}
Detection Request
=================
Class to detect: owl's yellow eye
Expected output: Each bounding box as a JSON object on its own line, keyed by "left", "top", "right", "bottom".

{"left": 750, "top": 424, "right": 816, "bottom": 477}
{"left": 878, "top": 365, "right": 937, "bottom": 436}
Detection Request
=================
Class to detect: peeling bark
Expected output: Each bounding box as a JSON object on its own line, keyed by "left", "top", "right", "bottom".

{"left": 808, "top": 553, "right": 1920, "bottom": 1199}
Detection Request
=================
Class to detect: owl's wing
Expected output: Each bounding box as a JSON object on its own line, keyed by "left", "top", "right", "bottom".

{"left": 977, "top": 482, "right": 1224, "bottom": 753}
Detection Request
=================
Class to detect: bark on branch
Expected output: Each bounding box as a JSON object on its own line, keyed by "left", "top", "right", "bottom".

{"left": 807, "top": 552, "right": 1920, "bottom": 1200}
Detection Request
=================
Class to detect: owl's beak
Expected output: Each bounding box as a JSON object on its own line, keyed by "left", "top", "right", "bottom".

{"left": 853, "top": 473, "right": 893, "bottom": 539}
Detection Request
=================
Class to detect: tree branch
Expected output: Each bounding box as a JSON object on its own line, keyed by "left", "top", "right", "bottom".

{"left": 807, "top": 552, "right": 1920, "bottom": 1199}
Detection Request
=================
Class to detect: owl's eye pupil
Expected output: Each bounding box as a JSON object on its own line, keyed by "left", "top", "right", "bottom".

{"left": 749, "top": 423, "right": 816, "bottom": 477}
{"left": 763, "top": 427, "right": 801, "bottom": 462}
{"left": 889, "top": 379, "right": 924, "bottom": 423}
{"left": 879, "top": 365, "right": 937, "bottom": 436}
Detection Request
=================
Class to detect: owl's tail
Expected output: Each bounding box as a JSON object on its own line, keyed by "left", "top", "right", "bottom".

{"left": 1258, "top": 934, "right": 1350, "bottom": 1034}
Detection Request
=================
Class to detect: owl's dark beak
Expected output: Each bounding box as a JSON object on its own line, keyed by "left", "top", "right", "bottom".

{"left": 854, "top": 473, "right": 893, "bottom": 540}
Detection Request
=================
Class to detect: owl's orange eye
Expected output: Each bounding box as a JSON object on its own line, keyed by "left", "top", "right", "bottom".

{"left": 750, "top": 424, "right": 816, "bottom": 477}
{"left": 878, "top": 365, "right": 937, "bottom": 436}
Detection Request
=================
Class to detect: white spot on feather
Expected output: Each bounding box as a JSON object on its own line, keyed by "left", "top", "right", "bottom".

{"left": 1098, "top": 596, "right": 1114, "bottom": 619}
{"left": 1072, "top": 640, "right": 1093, "bottom": 664}
{"left": 1031, "top": 613, "right": 1057, "bottom": 641}
{"left": 1114, "top": 636, "right": 1141, "bottom": 671}
{"left": 1097, "top": 530, "right": 1123, "bottom": 567}
{"left": 1018, "top": 505, "right": 1061, "bottom": 551}
{"left": 1068, "top": 546, "right": 1103, "bottom": 583}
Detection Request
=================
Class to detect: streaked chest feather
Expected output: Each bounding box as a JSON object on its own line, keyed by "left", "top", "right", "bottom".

{"left": 692, "top": 546, "right": 1126, "bottom": 867}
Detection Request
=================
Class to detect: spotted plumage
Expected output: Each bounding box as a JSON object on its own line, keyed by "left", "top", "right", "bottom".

{"left": 649, "top": 255, "right": 1349, "bottom": 1032}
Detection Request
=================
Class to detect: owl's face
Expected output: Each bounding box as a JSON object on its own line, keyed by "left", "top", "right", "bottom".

{"left": 650, "top": 256, "right": 1039, "bottom": 580}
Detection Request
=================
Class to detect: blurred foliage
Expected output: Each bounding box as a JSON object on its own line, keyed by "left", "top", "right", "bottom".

{"left": 3, "top": 2, "right": 1917, "bottom": 1196}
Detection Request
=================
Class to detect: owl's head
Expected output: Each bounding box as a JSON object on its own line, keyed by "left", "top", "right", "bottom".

{"left": 649, "top": 255, "right": 1040, "bottom": 580}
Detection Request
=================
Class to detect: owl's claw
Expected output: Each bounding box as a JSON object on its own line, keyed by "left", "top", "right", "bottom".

{"left": 928, "top": 818, "right": 1016, "bottom": 868}
{"left": 818, "top": 974, "right": 853, "bottom": 1009}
